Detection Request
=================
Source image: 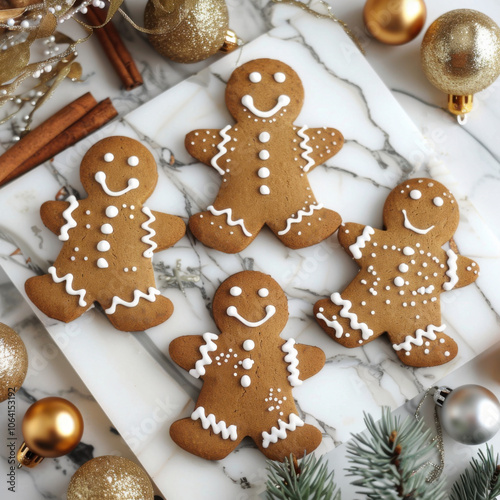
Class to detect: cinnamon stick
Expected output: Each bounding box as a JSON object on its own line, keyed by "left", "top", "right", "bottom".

{"left": 85, "top": 6, "right": 143, "bottom": 91}
{"left": 0, "top": 92, "right": 97, "bottom": 184}
{"left": 0, "top": 98, "right": 118, "bottom": 185}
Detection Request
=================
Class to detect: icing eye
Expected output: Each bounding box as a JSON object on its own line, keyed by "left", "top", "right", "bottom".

{"left": 258, "top": 288, "right": 269, "bottom": 297}
{"left": 410, "top": 189, "right": 422, "bottom": 200}
{"left": 433, "top": 197, "right": 444, "bottom": 207}
{"left": 105, "top": 206, "right": 119, "bottom": 218}
{"left": 230, "top": 286, "right": 242, "bottom": 296}
{"left": 104, "top": 153, "right": 114, "bottom": 162}
{"left": 249, "top": 72, "right": 261, "bottom": 83}
{"left": 274, "top": 72, "right": 286, "bottom": 83}
{"left": 127, "top": 156, "right": 139, "bottom": 167}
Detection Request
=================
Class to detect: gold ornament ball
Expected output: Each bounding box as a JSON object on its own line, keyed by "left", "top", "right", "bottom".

{"left": 145, "top": 0, "right": 232, "bottom": 63}
{"left": 421, "top": 9, "right": 500, "bottom": 96}
{"left": 363, "top": 0, "right": 427, "bottom": 45}
{"left": 0, "top": 323, "right": 28, "bottom": 403}
{"left": 67, "top": 456, "right": 154, "bottom": 500}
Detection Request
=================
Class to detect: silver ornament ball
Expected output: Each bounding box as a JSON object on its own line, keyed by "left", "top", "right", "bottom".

{"left": 437, "top": 385, "right": 500, "bottom": 445}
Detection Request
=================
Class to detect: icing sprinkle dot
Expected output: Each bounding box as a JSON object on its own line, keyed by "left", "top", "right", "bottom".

{"left": 410, "top": 189, "right": 421, "bottom": 200}
{"left": 97, "top": 257, "right": 108, "bottom": 269}
{"left": 259, "top": 132, "right": 270, "bottom": 143}
{"left": 127, "top": 156, "right": 139, "bottom": 167}
{"left": 259, "top": 150, "right": 270, "bottom": 160}
{"left": 249, "top": 72, "right": 261, "bottom": 83}
{"left": 240, "top": 375, "right": 251, "bottom": 387}
{"left": 399, "top": 263, "right": 409, "bottom": 273}
{"left": 106, "top": 206, "right": 118, "bottom": 218}
{"left": 243, "top": 340, "right": 255, "bottom": 351}
{"left": 230, "top": 286, "right": 242, "bottom": 297}
{"left": 101, "top": 223, "right": 113, "bottom": 234}
{"left": 433, "top": 196, "right": 444, "bottom": 207}
{"left": 258, "top": 288, "right": 269, "bottom": 297}
{"left": 104, "top": 152, "right": 114, "bottom": 162}
{"left": 394, "top": 276, "right": 405, "bottom": 287}
{"left": 274, "top": 72, "right": 286, "bottom": 83}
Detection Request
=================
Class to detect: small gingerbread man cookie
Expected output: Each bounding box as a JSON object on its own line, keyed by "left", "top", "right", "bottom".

{"left": 169, "top": 271, "right": 325, "bottom": 461}
{"left": 314, "top": 178, "right": 479, "bottom": 367}
{"left": 186, "top": 58, "right": 343, "bottom": 253}
{"left": 25, "top": 136, "right": 186, "bottom": 332}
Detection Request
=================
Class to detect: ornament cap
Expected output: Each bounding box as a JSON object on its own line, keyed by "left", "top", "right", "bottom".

{"left": 433, "top": 386, "right": 452, "bottom": 407}
{"left": 220, "top": 30, "right": 241, "bottom": 54}
{"left": 448, "top": 94, "right": 473, "bottom": 117}
{"left": 16, "top": 441, "right": 45, "bottom": 469}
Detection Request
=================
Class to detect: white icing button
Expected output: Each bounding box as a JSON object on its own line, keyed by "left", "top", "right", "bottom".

{"left": 97, "top": 258, "right": 108, "bottom": 268}
{"left": 127, "top": 156, "right": 139, "bottom": 167}
{"left": 259, "top": 132, "right": 270, "bottom": 143}
{"left": 101, "top": 223, "right": 113, "bottom": 234}
{"left": 97, "top": 240, "right": 110, "bottom": 252}
{"left": 259, "top": 150, "right": 270, "bottom": 160}
{"left": 410, "top": 189, "right": 422, "bottom": 200}
{"left": 403, "top": 246, "right": 414, "bottom": 255}
{"left": 242, "top": 358, "right": 254, "bottom": 369}
{"left": 249, "top": 72, "right": 261, "bottom": 83}
{"left": 433, "top": 197, "right": 444, "bottom": 206}
{"left": 260, "top": 185, "right": 270, "bottom": 195}
{"left": 399, "top": 264, "right": 409, "bottom": 273}
{"left": 258, "top": 288, "right": 269, "bottom": 297}
{"left": 258, "top": 167, "right": 270, "bottom": 178}
{"left": 394, "top": 276, "right": 405, "bottom": 287}
{"left": 274, "top": 72, "right": 286, "bottom": 83}
{"left": 105, "top": 205, "right": 119, "bottom": 218}
{"left": 230, "top": 286, "right": 242, "bottom": 297}
{"left": 240, "top": 375, "right": 251, "bottom": 387}
{"left": 243, "top": 340, "right": 255, "bottom": 351}
{"left": 104, "top": 153, "right": 114, "bottom": 162}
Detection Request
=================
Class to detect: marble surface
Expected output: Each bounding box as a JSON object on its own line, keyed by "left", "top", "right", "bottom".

{"left": 0, "top": 1, "right": 499, "bottom": 499}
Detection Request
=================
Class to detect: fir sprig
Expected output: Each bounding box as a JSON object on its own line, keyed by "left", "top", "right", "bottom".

{"left": 450, "top": 446, "right": 500, "bottom": 500}
{"left": 266, "top": 453, "right": 341, "bottom": 500}
{"left": 346, "top": 408, "right": 447, "bottom": 500}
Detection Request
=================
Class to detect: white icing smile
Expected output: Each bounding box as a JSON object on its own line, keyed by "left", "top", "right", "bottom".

{"left": 226, "top": 304, "right": 276, "bottom": 327}
{"left": 95, "top": 171, "right": 139, "bottom": 197}
{"left": 402, "top": 209, "right": 435, "bottom": 235}
{"left": 241, "top": 95, "right": 291, "bottom": 118}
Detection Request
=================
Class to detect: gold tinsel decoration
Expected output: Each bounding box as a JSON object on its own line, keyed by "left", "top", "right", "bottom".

{"left": 0, "top": 322, "right": 27, "bottom": 403}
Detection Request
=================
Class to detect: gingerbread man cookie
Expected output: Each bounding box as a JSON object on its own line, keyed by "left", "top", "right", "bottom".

{"left": 25, "top": 136, "right": 186, "bottom": 332}
{"left": 186, "top": 58, "right": 344, "bottom": 253}
{"left": 169, "top": 271, "right": 325, "bottom": 461}
{"left": 314, "top": 178, "right": 479, "bottom": 367}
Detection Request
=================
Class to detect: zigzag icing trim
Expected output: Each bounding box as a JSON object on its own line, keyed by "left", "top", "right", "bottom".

{"left": 141, "top": 207, "right": 157, "bottom": 258}
{"left": 262, "top": 413, "right": 304, "bottom": 449}
{"left": 316, "top": 311, "right": 343, "bottom": 338}
{"left": 297, "top": 125, "right": 315, "bottom": 172}
{"left": 210, "top": 125, "right": 232, "bottom": 175}
{"left": 58, "top": 195, "right": 79, "bottom": 241}
{"left": 104, "top": 287, "right": 161, "bottom": 315}
{"left": 392, "top": 324, "right": 446, "bottom": 352}
{"left": 48, "top": 266, "right": 87, "bottom": 307}
{"left": 189, "top": 332, "right": 218, "bottom": 379}
{"left": 278, "top": 204, "right": 324, "bottom": 236}
{"left": 331, "top": 292, "right": 373, "bottom": 340}
{"left": 349, "top": 226, "right": 375, "bottom": 259}
{"left": 281, "top": 338, "right": 302, "bottom": 387}
{"left": 191, "top": 406, "right": 238, "bottom": 441}
{"left": 443, "top": 249, "right": 458, "bottom": 291}
{"left": 207, "top": 205, "right": 252, "bottom": 237}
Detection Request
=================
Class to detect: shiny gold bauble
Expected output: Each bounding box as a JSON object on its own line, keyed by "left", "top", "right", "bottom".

{"left": 0, "top": 323, "right": 28, "bottom": 403}
{"left": 67, "top": 456, "right": 154, "bottom": 500}
{"left": 17, "top": 397, "right": 83, "bottom": 467}
{"left": 144, "top": 0, "right": 237, "bottom": 63}
{"left": 363, "top": 0, "right": 426, "bottom": 45}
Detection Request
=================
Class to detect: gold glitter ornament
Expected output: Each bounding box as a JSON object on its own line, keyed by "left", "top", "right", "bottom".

{"left": 67, "top": 456, "right": 154, "bottom": 500}
{"left": 0, "top": 323, "right": 27, "bottom": 403}
{"left": 144, "top": 0, "right": 239, "bottom": 63}
{"left": 421, "top": 9, "right": 500, "bottom": 123}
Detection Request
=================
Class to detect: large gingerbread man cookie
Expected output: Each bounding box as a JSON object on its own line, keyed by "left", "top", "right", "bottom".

{"left": 169, "top": 271, "right": 325, "bottom": 461}
{"left": 186, "top": 58, "right": 344, "bottom": 253}
{"left": 25, "top": 136, "right": 186, "bottom": 332}
{"left": 314, "top": 178, "right": 479, "bottom": 367}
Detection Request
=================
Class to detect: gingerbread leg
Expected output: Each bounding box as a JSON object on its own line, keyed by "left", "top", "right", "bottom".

{"left": 25, "top": 274, "right": 90, "bottom": 323}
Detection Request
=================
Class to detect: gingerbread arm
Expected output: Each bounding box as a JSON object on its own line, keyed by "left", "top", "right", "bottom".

{"left": 169, "top": 335, "right": 207, "bottom": 373}
{"left": 446, "top": 254, "right": 480, "bottom": 289}
{"left": 294, "top": 344, "right": 325, "bottom": 381}
{"left": 185, "top": 129, "right": 224, "bottom": 169}
{"left": 40, "top": 200, "right": 71, "bottom": 235}
{"left": 294, "top": 126, "right": 344, "bottom": 172}
{"left": 338, "top": 223, "right": 382, "bottom": 261}
{"left": 149, "top": 211, "right": 186, "bottom": 252}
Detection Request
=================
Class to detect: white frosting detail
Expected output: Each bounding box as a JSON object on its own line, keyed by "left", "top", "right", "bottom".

{"left": 260, "top": 185, "right": 270, "bottom": 195}
{"left": 417, "top": 285, "right": 435, "bottom": 295}
{"left": 259, "top": 150, "right": 270, "bottom": 160}
{"left": 258, "top": 167, "right": 270, "bottom": 178}
{"left": 331, "top": 292, "right": 373, "bottom": 340}
{"left": 281, "top": 338, "right": 302, "bottom": 387}
{"left": 95, "top": 171, "right": 139, "bottom": 197}
{"left": 101, "top": 223, "right": 113, "bottom": 235}
{"left": 394, "top": 276, "right": 405, "bottom": 287}
{"left": 140, "top": 207, "right": 157, "bottom": 258}
{"left": 227, "top": 305, "right": 276, "bottom": 327}
{"left": 207, "top": 205, "right": 252, "bottom": 237}
{"left": 258, "top": 288, "right": 269, "bottom": 297}
{"left": 97, "top": 240, "right": 110, "bottom": 252}
{"left": 241, "top": 358, "right": 254, "bottom": 369}
{"left": 127, "top": 156, "right": 139, "bottom": 167}
{"left": 189, "top": 332, "right": 218, "bottom": 378}
{"left": 399, "top": 264, "right": 409, "bottom": 273}
{"left": 48, "top": 266, "right": 87, "bottom": 307}
{"left": 274, "top": 72, "right": 286, "bottom": 83}
{"left": 443, "top": 249, "right": 458, "bottom": 291}
{"left": 410, "top": 189, "right": 422, "bottom": 200}
{"left": 259, "top": 132, "right": 270, "bottom": 143}
{"left": 191, "top": 406, "right": 238, "bottom": 441}
{"left": 241, "top": 94, "right": 291, "bottom": 118}
{"left": 278, "top": 204, "right": 324, "bottom": 235}
{"left": 262, "top": 413, "right": 304, "bottom": 448}
{"left": 402, "top": 210, "right": 435, "bottom": 235}
{"left": 349, "top": 226, "right": 375, "bottom": 259}
{"left": 316, "top": 311, "right": 343, "bottom": 338}
{"left": 230, "top": 286, "right": 242, "bottom": 297}
{"left": 210, "top": 125, "right": 232, "bottom": 175}
{"left": 433, "top": 197, "right": 444, "bottom": 207}
{"left": 105, "top": 206, "right": 118, "bottom": 218}
{"left": 104, "top": 152, "right": 114, "bottom": 162}
{"left": 249, "top": 72, "right": 261, "bottom": 83}
{"left": 240, "top": 375, "right": 251, "bottom": 387}
{"left": 97, "top": 258, "right": 108, "bottom": 269}
{"left": 243, "top": 340, "right": 255, "bottom": 351}
{"left": 105, "top": 287, "right": 161, "bottom": 314}
{"left": 403, "top": 246, "right": 414, "bottom": 255}
{"left": 297, "top": 125, "right": 315, "bottom": 172}
{"left": 392, "top": 324, "right": 446, "bottom": 352}
{"left": 58, "top": 195, "right": 79, "bottom": 241}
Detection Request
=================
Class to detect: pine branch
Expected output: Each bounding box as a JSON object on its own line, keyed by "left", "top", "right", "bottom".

{"left": 266, "top": 453, "right": 341, "bottom": 500}
{"left": 346, "top": 408, "right": 447, "bottom": 500}
{"left": 450, "top": 446, "right": 500, "bottom": 500}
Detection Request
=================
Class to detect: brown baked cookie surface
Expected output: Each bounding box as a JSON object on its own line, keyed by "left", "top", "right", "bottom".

{"left": 25, "top": 136, "right": 186, "bottom": 332}
{"left": 186, "top": 58, "right": 343, "bottom": 253}
{"left": 314, "top": 178, "right": 479, "bottom": 367}
{"left": 169, "top": 271, "right": 325, "bottom": 461}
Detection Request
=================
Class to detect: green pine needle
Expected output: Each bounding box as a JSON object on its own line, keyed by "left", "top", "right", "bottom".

{"left": 266, "top": 453, "right": 341, "bottom": 500}
{"left": 450, "top": 446, "right": 500, "bottom": 500}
